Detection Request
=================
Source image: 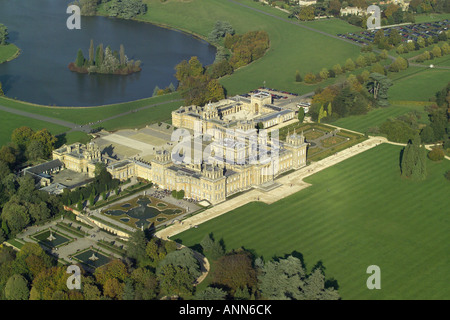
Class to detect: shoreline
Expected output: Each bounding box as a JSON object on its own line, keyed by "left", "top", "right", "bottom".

{"left": 0, "top": 44, "right": 21, "bottom": 64}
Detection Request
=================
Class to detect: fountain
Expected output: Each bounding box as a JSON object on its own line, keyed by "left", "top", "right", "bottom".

{"left": 47, "top": 230, "right": 56, "bottom": 242}
{"left": 88, "top": 253, "right": 99, "bottom": 262}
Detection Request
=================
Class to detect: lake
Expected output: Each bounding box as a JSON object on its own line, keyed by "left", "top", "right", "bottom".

{"left": 0, "top": 0, "right": 216, "bottom": 106}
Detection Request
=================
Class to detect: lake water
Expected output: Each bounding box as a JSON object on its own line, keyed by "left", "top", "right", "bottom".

{"left": 0, "top": 0, "right": 216, "bottom": 106}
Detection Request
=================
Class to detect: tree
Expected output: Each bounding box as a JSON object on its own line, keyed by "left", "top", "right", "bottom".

{"left": 75, "top": 49, "right": 85, "bottom": 68}
{"left": 298, "top": 6, "right": 315, "bottom": 21}
{"left": 89, "top": 39, "right": 95, "bottom": 64}
{"left": 332, "top": 64, "right": 343, "bottom": 75}
{"left": 295, "top": 70, "right": 302, "bottom": 82}
{"left": 5, "top": 274, "right": 29, "bottom": 300}
{"left": 258, "top": 255, "right": 339, "bottom": 300}
{"left": 157, "top": 264, "right": 195, "bottom": 297}
{"left": 319, "top": 68, "right": 329, "bottom": 80}
{"left": 211, "top": 250, "right": 257, "bottom": 294}
{"left": 157, "top": 247, "right": 201, "bottom": 280}
{"left": 0, "top": 81, "right": 3, "bottom": 96}
{"left": 126, "top": 230, "right": 148, "bottom": 266}
{"left": 366, "top": 73, "right": 393, "bottom": 107}
{"left": 1, "top": 200, "right": 30, "bottom": 235}
{"left": 344, "top": 58, "right": 356, "bottom": 72}
{"left": 25, "top": 140, "right": 45, "bottom": 161}
{"left": 208, "top": 21, "right": 235, "bottom": 42}
{"left": 32, "top": 129, "right": 57, "bottom": 158}
{"left": 11, "top": 126, "right": 34, "bottom": 152}
{"left": 119, "top": 44, "right": 126, "bottom": 66}
{"left": 103, "top": 278, "right": 124, "bottom": 300}
{"left": 0, "top": 145, "right": 16, "bottom": 167}
{"left": 355, "top": 55, "right": 367, "bottom": 68}
{"left": 206, "top": 79, "right": 225, "bottom": 103}
{"left": 195, "top": 287, "right": 227, "bottom": 300}
{"left": 304, "top": 72, "right": 316, "bottom": 84}
{"left": 401, "top": 135, "right": 427, "bottom": 180}
{"left": 95, "top": 43, "right": 104, "bottom": 66}
{"left": 0, "top": 24, "right": 8, "bottom": 45}
{"left": 298, "top": 107, "right": 305, "bottom": 123}
{"left": 427, "top": 148, "right": 445, "bottom": 161}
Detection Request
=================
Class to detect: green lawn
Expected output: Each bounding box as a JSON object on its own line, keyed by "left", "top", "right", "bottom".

{"left": 174, "top": 144, "right": 450, "bottom": 300}
{"left": 0, "top": 110, "right": 69, "bottom": 146}
{"left": 0, "top": 92, "right": 181, "bottom": 125}
{"left": 413, "top": 13, "right": 450, "bottom": 23}
{"left": 331, "top": 104, "right": 430, "bottom": 134}
{"left": 388, "top": 67, "right": 450, "bottom": 101}
{"left": 100, "top": 100, "right": 183, "bottom": 131}
{"left": 140, "top": 0, "right": 361, "bottom": 95}
{"left": 0, "top": 44, "right": 20, "bottom": 64}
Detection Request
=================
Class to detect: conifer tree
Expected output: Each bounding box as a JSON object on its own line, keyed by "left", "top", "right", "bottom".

{"left": 401, "top": 134, "right": 427, "bottom": 180}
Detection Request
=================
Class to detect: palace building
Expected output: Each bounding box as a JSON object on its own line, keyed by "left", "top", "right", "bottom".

{"left": 49, "top": 91, "right": 308, "bottom": 204}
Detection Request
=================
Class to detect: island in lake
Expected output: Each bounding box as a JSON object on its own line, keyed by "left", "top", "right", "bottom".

{"left": 68, "top": 40, "right": 141, "bottom": 75}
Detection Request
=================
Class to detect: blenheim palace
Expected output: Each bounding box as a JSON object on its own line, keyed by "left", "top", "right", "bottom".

{"left": 45, "top": 91, "right": 308, "bottom": 205}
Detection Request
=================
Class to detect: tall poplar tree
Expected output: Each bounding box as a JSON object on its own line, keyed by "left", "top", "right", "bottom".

{"left": 401, "top": 134, "right": 427, "bottom": 180}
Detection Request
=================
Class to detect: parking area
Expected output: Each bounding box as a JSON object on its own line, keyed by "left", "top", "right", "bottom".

{"left": 337, "top": 19, "right": 449, "bottom": 45}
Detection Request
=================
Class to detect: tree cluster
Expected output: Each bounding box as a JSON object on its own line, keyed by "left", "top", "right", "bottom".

{"left": 419, "top": 82, "right": 450, "bottom": 147}
{"left": 224, "top": 30, "right": 270, "bottom": 70}
{"left": 69, "top": 40, "right": 141, "bottom": 75}
{"left": 196, "top": 232, "right": 340, "bottom": 300}
{"left": 0, "top": 23, "right": 8, "bottom": 45}
{"left": 103, "top": 0, "right": 147, "bottom": 19}
{"left": 298, "top": 49, "right": 390, "bottom": 86}
{"left": 308, "top": 72, "right": 390, "bottom": 123}
{"left": 60, "top": 162, "right": 121, "bottom": 209}
{"left": 175, "top": 56, "right": 225, "bottom": 106}
{"left": 207, "top": 21, "right": 235, "bottom": 43}
{"left": 408, "top": 0, "right": 450, "bottom": 14}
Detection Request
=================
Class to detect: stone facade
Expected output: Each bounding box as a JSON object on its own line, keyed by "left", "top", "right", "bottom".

{"left": 53, "top": 91, "right": 308, "bottom": 205}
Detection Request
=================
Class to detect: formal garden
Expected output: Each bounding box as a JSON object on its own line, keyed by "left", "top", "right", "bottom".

{"left": 277, "top": 122, "right": 366, "bottom": 162}
{"left": 102, "top": 195, "right": 185, "bottom": 229}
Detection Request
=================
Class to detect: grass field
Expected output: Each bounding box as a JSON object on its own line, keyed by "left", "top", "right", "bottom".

{"left": 139, "top": 0, "right": 361, "bottom": 95}
{"left": 174, "top": 144, "right": 450, "bottom": 300}
{"left": 0, "top": 110, "right": 69, "bottom": 146}
{"left": 0, "top": 44, "right": 20, "bottom": 64}
{"left": 388, "top": 67, "right": 450, "bottom": 101}
{"left": 331, "top": 103, "right": 430, "bottom": 133}
{"left": 0, "top": 93, "right": 181, "bottom": 124}
{"left": 100, "top": 100, "right": 183, "bottom": 130}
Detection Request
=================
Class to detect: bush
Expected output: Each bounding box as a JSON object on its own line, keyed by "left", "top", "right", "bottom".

{"left": 427, "top": 148, "right": 445, "bottom": 161}
{"left": 445, "top": 171, "right": 450, "bottom": 181}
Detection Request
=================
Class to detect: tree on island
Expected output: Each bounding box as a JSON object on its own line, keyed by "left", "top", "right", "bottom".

{"left": 0, "top": 24, "right": 8, "bottom": 45}
{"left": 69, "top": 40, "right": 141, "bottom": 75}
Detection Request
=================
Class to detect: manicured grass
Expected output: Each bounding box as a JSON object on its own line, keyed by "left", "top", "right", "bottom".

{"left": 298, "top": 17, "right": 364, "bottom": 35}
{"left": 331, "top": 104, "right": 430, "bottom": 134}
{"left": 141, "top": 0, "right": 361, "bottom": 95}
{"left": 0, "top": 44, "right": 20, "bottom": 64}
{"left": 175, "top": 144, "right": 450, "bottom": 299}
{"left": 0, "top": 110, "right": 69, "bottom": 146}
{"left": 413, "top": 13, "right": 450, "bottom": 23}
{"left": 0, "top": 93, "right": 181, "bottom": 125}
{"left": 100, "top": 100, "right": 183, "bottom": 131}
{"left": 57, "top": 131, "right": 93, "bottom": 146}
{"left": 388, "top": 67, "right": 450, "bottom": 101}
